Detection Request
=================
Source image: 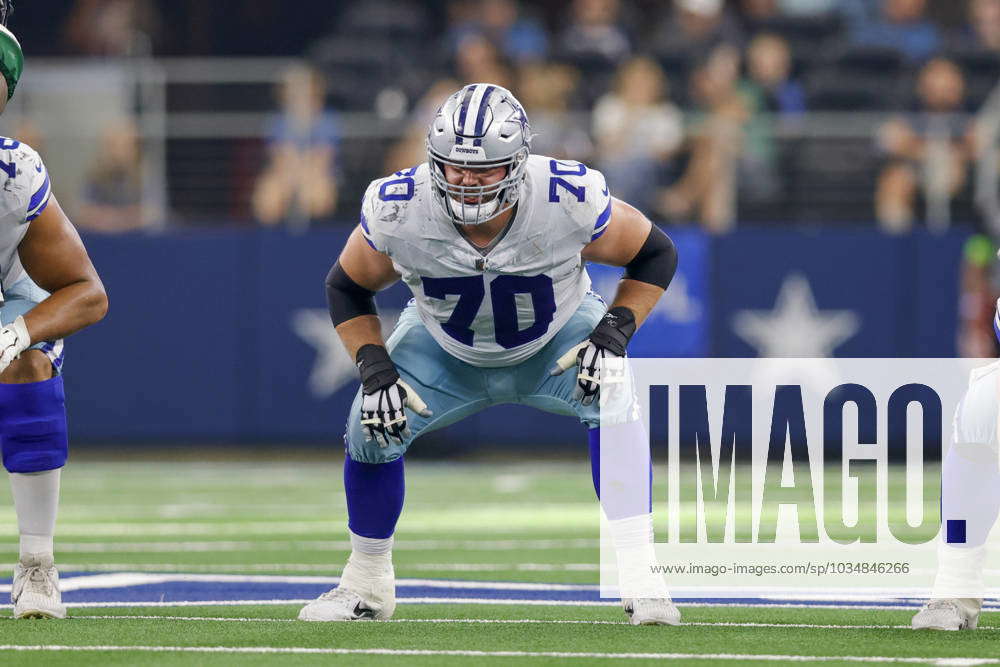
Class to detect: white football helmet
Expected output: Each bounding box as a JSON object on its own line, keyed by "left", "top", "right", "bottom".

{"left": 426, "top": 83, "right": 531, "bottom": 225}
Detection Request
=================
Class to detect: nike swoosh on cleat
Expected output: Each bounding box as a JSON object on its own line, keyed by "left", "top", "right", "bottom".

{"left": 353, "top": 602, "right": 376, "bottom": 619}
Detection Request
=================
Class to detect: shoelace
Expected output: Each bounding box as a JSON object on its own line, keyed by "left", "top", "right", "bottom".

{"left": 925, "top": 599, "right": 960, "bottom": 612}
{"left": 317, "top": 587, "right": 356, "bottom": 602}
{"left": 22, "top": 567, "right": 54, "bottom": 597}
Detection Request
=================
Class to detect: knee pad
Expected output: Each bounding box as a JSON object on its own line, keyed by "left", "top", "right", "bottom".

{"left": 0, "top": 375, "right": 68, "bottom": 473}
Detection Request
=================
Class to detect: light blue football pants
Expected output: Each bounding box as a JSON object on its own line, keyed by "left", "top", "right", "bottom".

{"left": 345, "top": 292, "right": 607, "bottom": 464}
{"left": 0, "top": 275, "right": 64, "bottom": 374}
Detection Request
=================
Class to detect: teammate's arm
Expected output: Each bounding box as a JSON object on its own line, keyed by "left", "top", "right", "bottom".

{"left": 15, "top": 196, "right": 108, "bottom": 344}
{"left": 326, "top": 226, "right": 430, "bottom": 447}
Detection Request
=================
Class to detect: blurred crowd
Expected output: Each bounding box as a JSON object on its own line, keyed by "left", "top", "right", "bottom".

{"left": 255, "top": 0, "right": 1000, "bottom": 234}
{"left": 7, "top": 0, "right": 1000, "bottom": 357}
{"left": 7, "top": 0, "right": 1000, "bottom": 236}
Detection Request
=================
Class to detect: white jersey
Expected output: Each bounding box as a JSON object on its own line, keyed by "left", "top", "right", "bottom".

{"left": 0, "top": 138, "right": 51, "bottom": 300}
{"left": 360, "top": 154, "right": 612, "bottom": 367}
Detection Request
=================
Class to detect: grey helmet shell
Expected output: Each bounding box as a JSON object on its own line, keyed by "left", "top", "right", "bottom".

{"left": 426, "top": 83, "right": 531, "bottom": 225}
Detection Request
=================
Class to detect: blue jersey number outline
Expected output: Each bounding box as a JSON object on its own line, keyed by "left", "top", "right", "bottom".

{"left": 548, "top": 159, "right": 586, "bottom": 203}
{"left": 0, "top": 138, "right": 19, "bottom": 179}
{"left": 421, "top": 273, "right": 556, "bottom": 349}
{"left": 378, "top": 166, "right": 418, "bottom": 202}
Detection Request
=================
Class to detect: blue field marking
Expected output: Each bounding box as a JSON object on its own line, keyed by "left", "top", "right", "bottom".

{"left": 2, "top": 572, "right": 999, "bottom": 610}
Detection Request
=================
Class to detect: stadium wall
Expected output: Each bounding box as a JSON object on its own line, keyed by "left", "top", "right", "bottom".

{"left": 62, "top": 226, "right": 965, "bottom": 448}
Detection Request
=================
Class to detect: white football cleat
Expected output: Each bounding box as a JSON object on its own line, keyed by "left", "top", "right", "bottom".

{"left": 12, "top": 553, "right": 66, "bottom": 619}
{"left": 623, "top": 597, "right": 681, "bottom": 626}
{"left": 298, "top": 553, "right": 395, "bottom": 621}
{"left": 911, "top": 598, "right": 981, "bottom": 631}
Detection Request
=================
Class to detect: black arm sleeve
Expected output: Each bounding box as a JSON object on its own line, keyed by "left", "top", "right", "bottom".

{"left": 325, "top": 260, "right": 377, "bottom": 327}
{"left": 623, "top": 225, "right": 678, "bottom": 290}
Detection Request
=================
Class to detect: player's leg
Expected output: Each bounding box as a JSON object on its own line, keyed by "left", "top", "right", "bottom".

{"left": 1, "top": 280, "right": 68, "bottom": 620}
{"left": 912, "top": 441, "right": 998, "bottom": 630}
{"left": 913, "top": 366, "right": 1000, "bottom": 630}
{"left": 299, "top": 305, "right": 490, "bottom": 621}
{"left": 519, "top": 292, "right": 679, "bottom": 626}
{"left": 912, "top": 438, "right": 998, "bottom": 630}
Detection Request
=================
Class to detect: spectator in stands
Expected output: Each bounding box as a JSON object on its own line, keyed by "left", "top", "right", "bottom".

{"left": 447, "top": 0, "right": 548, "bottom": 63}
{"left": 76, "top": 118, "right": 145, "bottom": 233}
{"left": 517, "top": 63, "right": 593, "bottom": 161}
{"left": 383, "top": 78, "right": 461, "bottom": 174}
{"left": 745, "top": 33, "right": 806, "bottom": 116}
{"left": 453, "top": 33, "right": 514, "bottom": 89}
{"left": 63, "top": 0, "right": 162, "bottom": 56}
{"left": 957, "top": 235, "right": 999, "bottom": 357}
{"left": 659, "top": 44, "right": 749, "bottom": 232}
{"left": 948, "top": 0, "right": 1000, "bottom": 53}
{"left": 875, "top": 57, "right": 974, "bottom": 232}
{"left": 252, "top": 64, "right": 338, "bottom": 228}
{"left": 593, "top": 57, "right": 682, "bottom": 213}
{"left": 741, "top": 0, "right": 780, "bottom": 25}
{"left": 651, "top": 0, "right": 743, "bottom": 60}
{"left": 778, "top": 0, "right": 839, "bottom": 15}
{"left": 846, "top": 0, "right": 940, "bottom": 63}
{"left": 556, "top": 0, "right": 632, "bottom": 66}
{"left": 10, "top": 120, "right": 46, "bottom": 157}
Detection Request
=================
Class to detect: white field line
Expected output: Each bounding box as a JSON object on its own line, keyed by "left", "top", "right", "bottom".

{"left": 0, "top": 504, "right": 345, "bottom": 520}
{"left": 4, "top": 598, "right": 1000, "bottom": 611}
{"left": 0, "top": 521, "right": 590, "bottom": 537}
{"left": 0, "top": 522, "right": 341, "bottom": 537}
{"left": 0, "top": 645, "right": 995, "bottom": 663}
{"left": 411, "top": 563, "right": 599, "bottom": 572}
{"left": 67, "top": 615, "right": 1000, "bottom": 631}
{"left": 0, "top": 599, "right": 323, "bottom": 608}
{"left": 0, "top": 538, "right": 599, "bottom": 553}
{"left": 0, "top": 562, "right": 601, "bottom": 574}
{"left": 0, "top": 572, "right": 601, "bottom": 593}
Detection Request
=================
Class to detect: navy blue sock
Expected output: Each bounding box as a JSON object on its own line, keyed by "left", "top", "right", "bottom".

{"left": 942, "top": 443, "right": 1000, "bottom": 547}
{"left": 588, "top": 427, "right": 601, "bottom": 498}
{"left": 344, "top": 455, "right": 404, "bottom": 540}
{"left": 588, "top": 425, "right": 653, "bottom": 519}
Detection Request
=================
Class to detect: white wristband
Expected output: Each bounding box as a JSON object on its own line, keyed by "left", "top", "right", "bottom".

{"left": 10, "top": 315, "right": 30, "bottom": 352}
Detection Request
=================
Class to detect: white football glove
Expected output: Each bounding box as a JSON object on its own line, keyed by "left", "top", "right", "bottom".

{"left": 360, "top": 378, "right": 432, "bottom": 448}
{"left": 550, "top": 340, "right": 627, "bottom": 406}
{"left": 0, "top": 316, "right": 30, "bottom": 375}
{"left": 550, "top": 307, "right": 636, "bottom": 406}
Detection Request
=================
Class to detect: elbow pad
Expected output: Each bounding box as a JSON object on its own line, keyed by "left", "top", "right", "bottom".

{"left": 326, "top": 261, "right": 377, "bottom": 327}
{"left": 623, "top": 225, "right": 678, "bottom": 290}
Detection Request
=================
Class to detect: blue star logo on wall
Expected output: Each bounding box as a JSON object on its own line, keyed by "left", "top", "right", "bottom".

{"left": 292, "top": 308, "right": 401, "bottom": 399}
{"left": 732, "top": 273, "right": 860, "bottom": 358}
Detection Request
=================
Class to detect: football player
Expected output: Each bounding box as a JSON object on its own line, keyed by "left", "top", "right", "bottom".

{"left": 910, "top": 299, "right": 1000, "bottom": 631}
{"left": 301, "top": 84, "right": 678, "bottom": 625}
{"left": 0, "top": 5, "right": 109, "bottom": 619}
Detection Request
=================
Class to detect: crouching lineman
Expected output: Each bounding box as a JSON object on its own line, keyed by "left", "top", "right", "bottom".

{"left": 0, "top": 10, "right": 109, "bottom": 619}
{"left": 910, "top": 300, "right": 1000, "bottom": 630}
{"left": 300, "top": 84, "right": 678, "bottom": 625}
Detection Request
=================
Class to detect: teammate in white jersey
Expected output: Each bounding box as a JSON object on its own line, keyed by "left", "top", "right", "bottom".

{"left": 300, "top": 83, "right": 679, "bottom": 625}
{"left": 910, "top": 304, "right": 1000, "bottom": 631}
{"left": 0, "top": 6, "right": 108, "bottom": 619}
